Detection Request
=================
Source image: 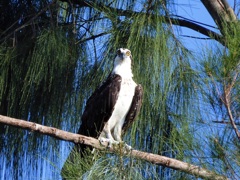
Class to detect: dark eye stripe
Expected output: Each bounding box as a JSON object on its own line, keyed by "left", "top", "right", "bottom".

{"left": 117, "top": 49, "right": 121, "bottom": 55}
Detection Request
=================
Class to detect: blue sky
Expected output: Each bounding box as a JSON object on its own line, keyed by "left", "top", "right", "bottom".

{"left": 175, "top": 0, "right": 236, "bottom": 51}
{"left": 175, "top": 1, "right": 218, "bottom": 51}
{"left": 1, "top": 1, "right": 238, "bottom": 179}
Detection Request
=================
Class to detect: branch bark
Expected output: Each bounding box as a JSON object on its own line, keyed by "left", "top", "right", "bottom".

{"left": 201, "top": 0, "right": 237, "bottom": 35}
{"left": 0, "top": 114, "right": 228, "bottom": 180}
{"left": 201, "top": 0, "right": 237, "bottom": 26}
{"left": 223, "top": 72, "right": 240, "bottom": 140}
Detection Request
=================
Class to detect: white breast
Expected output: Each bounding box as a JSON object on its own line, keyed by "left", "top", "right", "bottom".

{"left": 107, "top": 78, "right": 136, "bottom": 138}
{"left": 100, "top": 53, "right": 136, "bottom": 141}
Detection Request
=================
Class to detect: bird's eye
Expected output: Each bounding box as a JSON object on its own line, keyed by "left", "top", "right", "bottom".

{"left": 126, "top": 51, "right": 131, "bottom": 56}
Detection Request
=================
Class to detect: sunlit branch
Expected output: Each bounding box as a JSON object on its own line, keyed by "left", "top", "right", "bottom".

{"left": 223, "top": 71, "right": 240, "bottom": 140}
{"left": 224, "top": 92, "right": 240, "bottom": 140}
{"left": 0, "top": 114, "right": 228, "bottom": 180}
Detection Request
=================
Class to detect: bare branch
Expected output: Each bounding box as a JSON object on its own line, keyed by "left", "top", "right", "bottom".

{"left": 0, "top": 1, "right": 57, "bottom": 45}
{"left": 169, "top": 17, "right": 223, "bottom": 43}
{"left": 224, "top": 92, "right": 240, "bottom": 140}
{"left": 76, "top": 32, "right": 109, "bottom": 44}
{"left": 0, "top": 114, "right": 228, "bottom": 180}
{"left": 212, "top": 120, "right": 240, "bottom": 126}
{"left": 2, "top": 0, "right": 227, "bottom": 46}
{"left": 201, "top": 0, "right": 237, "bottom": 30}
{"left": 208, "top": 69, "right": 240, "bottom": 140}
{"left": 223, "top": 71, "right": 240, "bottom": 140}
{"left": 60, "top": 0, "right": 225, "bottom": 45}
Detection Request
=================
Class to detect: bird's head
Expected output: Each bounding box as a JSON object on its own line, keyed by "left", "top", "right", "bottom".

{"left": 114, "top": 48, "right": 132, "bottom": 65}
{"left": 112, "top": 48, "right": 133, "bottom": 77}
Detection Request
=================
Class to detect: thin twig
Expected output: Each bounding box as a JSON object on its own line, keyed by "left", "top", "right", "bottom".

{"left": 224, "top": 94, "right": 240, "bottom": 140}
{"left": 60, "top": 0, "right": 224, "bottom": 45}
{"left": 223, "top": 71, "right": 240, "bottom": 140}
{"left": 212, "top": 120, "right": 240, "bottom": 126}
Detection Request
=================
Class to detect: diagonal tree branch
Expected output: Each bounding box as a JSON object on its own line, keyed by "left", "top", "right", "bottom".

{"left": 223, "top": 72, "right": 240, "bottom": 140}
{"left": 0, "top": 114, "right": 228, "bottom": 180}
{"left": 201, "top": 0, "right": 237, "bottom": 26}
{"left": 60, "top": 0, "right": 224, "bottom": 45}
{"left": 2, "top": 1, "right": 226, "bottom": 46}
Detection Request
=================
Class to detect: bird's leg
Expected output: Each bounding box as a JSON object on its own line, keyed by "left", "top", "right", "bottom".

{"left": 113, "top": 126, "right": 122, "bottom": 142}
{"left": 99, "top": 136, "right": 119, "bottom": 148}
{"left": 99, "top": 123, "right": 119, "bottom": 148}
{"left": 117, "top": 141, "right": 132, "bottom": 154}
{"left": 123, "top": 143, "right": 132, "bottom": 152}
{"left": 113, "top": 127, "right": 132, "bottom": 153}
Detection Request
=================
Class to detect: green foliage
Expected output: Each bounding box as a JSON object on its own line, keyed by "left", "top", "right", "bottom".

{"left": 62, "top": 2, "right": 200, "bottom": 178}
{"left": 20, "top": 29, "right": 78, "bottom": 123}
{"left": 62, "top": 147, "right": 147, "bottom": 180}
{"left": 62, "top": 146, "right": 183, "bottom": 180}
{"left": 61, "top": 148, "right": 97, "bottom": 179}
{"left": 1, "top": 0, "right": 240, "bottom": 179}
{"left": 198, "top": 22, "right": 240, "bottom": 178}
{"left": 0, "top": 27, "right": 79, "bottom": 139}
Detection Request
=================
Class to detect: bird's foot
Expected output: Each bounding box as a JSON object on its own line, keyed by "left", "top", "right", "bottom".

{"left": 124, "top": 143, "right": 132, "bottom": 152}
{"left": 99, "top": 138, "right": 133, "bottom": 154}
{"left": 119, "top": 142, "right": 132, "bottom": 154}
{"left": 99, "top": 137, "right": 119, "bottom": 148}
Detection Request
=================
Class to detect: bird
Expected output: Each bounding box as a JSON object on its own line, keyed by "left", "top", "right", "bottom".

{"left": 61, "top": 48, "right": 143, "bottom": 178}
{"left": 75, "top": 48, "right": 143, "bottom": 155}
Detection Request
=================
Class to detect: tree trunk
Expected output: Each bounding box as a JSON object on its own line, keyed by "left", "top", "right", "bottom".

{"left": 201, "top": 0, "right": 237, "bottom": 30}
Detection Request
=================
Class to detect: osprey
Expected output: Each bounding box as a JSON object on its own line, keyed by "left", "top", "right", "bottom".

{"left": 77, "top": 48, "right": 143, "bottom": 154}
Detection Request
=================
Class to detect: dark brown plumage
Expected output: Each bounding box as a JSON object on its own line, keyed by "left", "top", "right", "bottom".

{"left": 75, "top": 74, "right": 143, "bottom": 155}
{"left": 64, "top": 48, "right": 143, "bottom": 161}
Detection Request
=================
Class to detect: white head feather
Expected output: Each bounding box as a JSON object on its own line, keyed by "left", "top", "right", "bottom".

{"left": 112, "top": 48, "right": 133, "bottom": 78}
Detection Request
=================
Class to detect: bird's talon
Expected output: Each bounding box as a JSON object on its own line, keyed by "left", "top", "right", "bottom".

{"left": 124, "top": 143, "right": 132, "bottom": 151}
{"left": 99, "top": 137, "right": 120, "bottom": 148}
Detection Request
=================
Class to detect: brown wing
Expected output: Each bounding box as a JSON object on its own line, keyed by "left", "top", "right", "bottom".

{"left": 76, "top": 74, "right": 122, "bottom": 154}
{"left": 122, "top": 84, "right": 143, "bottom": 134}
